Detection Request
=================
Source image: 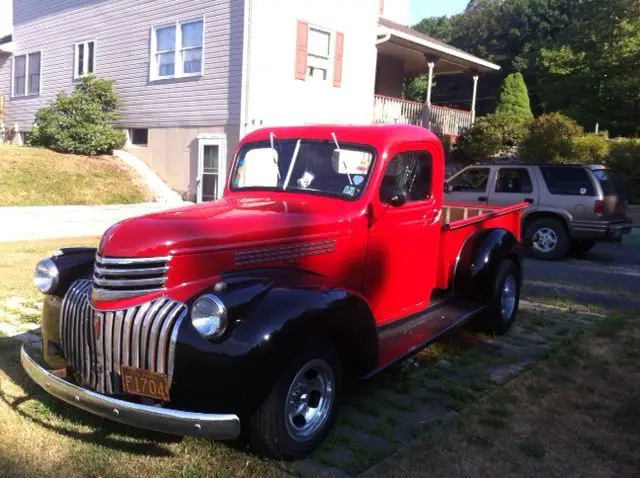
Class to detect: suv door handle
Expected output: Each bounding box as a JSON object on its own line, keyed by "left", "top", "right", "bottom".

{"left": 524, "top": 198, "right": 534, "bottom": 204}
{"left": 478, "top": 196, "right": 488, "bottom": 202}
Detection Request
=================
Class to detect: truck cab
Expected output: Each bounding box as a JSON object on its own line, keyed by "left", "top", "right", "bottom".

{"left": 22, "top": 124, "right": 526, "bottom": 459}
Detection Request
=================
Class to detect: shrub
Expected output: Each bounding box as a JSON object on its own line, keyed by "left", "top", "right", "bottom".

{"left": 27, "top": 75, "right": 126, "bottom": 155}
{"left": 520, "top": 113, "right": 583, "bottom": 163}
{"left": 458, "top": 112, "right": 529, "bottom": 163}
{"left": 495, "top": 72, "right": 534, "bottom": 122}
{"left": 606, "top": 138, "right": 640, "bottom": 203}
{"left": 572, "top": 133, "right": 610, "bottom": 164}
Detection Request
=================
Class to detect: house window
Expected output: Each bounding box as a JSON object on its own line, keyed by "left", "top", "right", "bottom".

{"left": 151, "top": 19, "right": 203, "bottom": 80}
{"left": 129, "top": 128, "right": 148, "bottom": 146}
{"left": 75, "top": 41, "right": 95, "bottom": 78}
{"left": 13, "top": 52, "right": 41, "bottom": 97}
{"left": 307, "top": 27, "right": 331, "bottom": 81}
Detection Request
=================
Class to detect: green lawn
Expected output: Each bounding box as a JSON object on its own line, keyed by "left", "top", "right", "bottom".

{"left": 0, "top": 145, "right": 152, "bottom": 206}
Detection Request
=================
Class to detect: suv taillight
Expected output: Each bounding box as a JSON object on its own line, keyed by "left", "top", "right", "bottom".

{"left": 594, "top": 199, "right": 605, "bottom": 215}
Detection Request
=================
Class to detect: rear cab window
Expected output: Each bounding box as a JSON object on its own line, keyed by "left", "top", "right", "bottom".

{"left": 539, "top": 167, "right": 595, "bottom": 196}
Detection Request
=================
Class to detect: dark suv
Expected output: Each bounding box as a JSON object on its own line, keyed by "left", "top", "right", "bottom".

{"left": 445, "top": 164, "right": 633, "bottom": 260}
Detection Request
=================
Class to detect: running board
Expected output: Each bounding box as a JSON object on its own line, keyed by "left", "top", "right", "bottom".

{"left": 364, "top": 299, "right": 485, "bottom": 378}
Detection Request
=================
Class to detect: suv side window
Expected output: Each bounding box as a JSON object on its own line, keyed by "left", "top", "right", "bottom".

{"left": 495, "top": 168, "right": 533, "bottom": 194}
{"left": 540, "top": 167, "right": 595, "bottom": 196}
{"left": 380, "top": 151, "right": 432, "bottom": 203}
{"left": 449, "top": 167, "right": 490, "bottom": 192}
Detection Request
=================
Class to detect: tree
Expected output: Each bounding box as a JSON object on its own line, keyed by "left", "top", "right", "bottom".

{"left": 27, "top": 75, "right": 126, "bottom": 155}
{"left": 495, "top": 72, "right": 533, "bottom": 120}
{"left": 520, "top": 112, "right": 584, "bottom": 163}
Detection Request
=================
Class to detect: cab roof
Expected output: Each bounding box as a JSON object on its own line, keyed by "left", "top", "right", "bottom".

{"left": 240, "top": 124, "right": 441, "bottom": 153}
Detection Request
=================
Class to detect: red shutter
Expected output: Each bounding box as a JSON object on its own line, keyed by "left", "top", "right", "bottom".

{"left": 379, "top": 0, "right": 384, "bottom": 14}
{"left": 295, "top": 21, "right": 309, "bottom": 80}
{"left": 333, "top": 32, "right": 344, "bottom": 87}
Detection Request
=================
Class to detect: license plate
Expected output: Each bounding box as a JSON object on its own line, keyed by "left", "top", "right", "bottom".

{"left": 121, "top": 366, "right": 170, "bottom": 401}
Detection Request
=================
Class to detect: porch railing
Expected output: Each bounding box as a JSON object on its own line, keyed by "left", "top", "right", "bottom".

{"left": 373, "top": 95, "right": 474, "bottom": 137}
{"left": 426, "top": 104, "right": 473, "bottom": 137}
{"left": 373, "top": 95, "right": 425, "bottom": 126}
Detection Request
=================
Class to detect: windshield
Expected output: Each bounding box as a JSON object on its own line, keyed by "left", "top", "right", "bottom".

{"left": 592, "top": 169, "right": 628, "bottom": 197}
{"left": 230, "top": 139, "right": 375, "bottom": 200}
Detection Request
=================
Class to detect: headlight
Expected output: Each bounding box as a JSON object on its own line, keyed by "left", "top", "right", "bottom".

{"left": 33, "top": 259, "right": 60, "bottom": 294}
{"left": 191, "top": 294, "right": 228, "bottom": 340}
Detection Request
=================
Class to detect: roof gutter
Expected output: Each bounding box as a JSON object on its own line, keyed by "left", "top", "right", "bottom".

{"left": 388, "top": 29, "right": 500, "bottom": 72}
{"left": 376, "top": 28, "right": 392, "bottom": 45}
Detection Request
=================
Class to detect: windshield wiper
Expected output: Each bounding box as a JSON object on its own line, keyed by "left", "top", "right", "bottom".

{"left": 332, "top": 132, "right": 353, "bottom": 186}
{"left": 269, "top": 132, "right": 281, "bottom": 180}
{"left": 283, "top": 140, "right": 302, "bottom": 191}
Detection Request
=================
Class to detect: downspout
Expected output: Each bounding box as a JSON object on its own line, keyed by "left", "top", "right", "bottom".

{"left": 239, "top": 0, "right": 253, "bottom": 139}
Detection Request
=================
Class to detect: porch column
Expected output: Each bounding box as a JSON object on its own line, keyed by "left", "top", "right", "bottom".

{"left": 424, "top": 59, "right": 435, "bottom": 128}
{"left": 471, "top": 74, "right": 479, "bottom": 123}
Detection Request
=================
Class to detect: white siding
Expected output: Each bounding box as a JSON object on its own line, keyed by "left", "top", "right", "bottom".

{"left": 243, "top": 0, "right": 379, "bottom": 134}
{"left": 4, "top": 0, "right": 243, "bottom": 129}
{"left": 381, "top": 0, "right": 411, "bottom": 26}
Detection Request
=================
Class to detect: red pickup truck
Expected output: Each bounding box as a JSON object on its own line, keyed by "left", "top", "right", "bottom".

{"left": 23, "top": 124, "right": 526, "bottom": 459}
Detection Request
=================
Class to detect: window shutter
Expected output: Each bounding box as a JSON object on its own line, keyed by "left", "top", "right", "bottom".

{"left": 295, "top": 21, "right": 309, "bottom": 80}
{"left": 379, "top": 0, "right": 384, "bottom": 14}
{"left": 333, "top": 32, "right": 344, "bottom": 87}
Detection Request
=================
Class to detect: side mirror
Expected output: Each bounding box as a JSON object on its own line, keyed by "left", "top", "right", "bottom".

{"left": 444, "top": 183, "right": 454, "bottom": 193}
{"left": 383, "top": 187, "right": 408, "bottom": 207}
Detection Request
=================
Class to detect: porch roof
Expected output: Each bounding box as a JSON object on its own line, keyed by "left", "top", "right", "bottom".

{"left": 377, "top": 18, "right": 500, "bottom": 76}
{"left": 0, "top": 35, "right": 14, "bottom": 56}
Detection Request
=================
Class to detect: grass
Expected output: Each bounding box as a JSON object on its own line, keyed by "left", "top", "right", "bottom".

{"left": 0, "top": 238, "right": 98, "bottom": 301}
{"left": 365, "top": 311, "right": 640, "bottom": 477}
{"left": 0, "top": 145, "right": 152, "bottom": 206}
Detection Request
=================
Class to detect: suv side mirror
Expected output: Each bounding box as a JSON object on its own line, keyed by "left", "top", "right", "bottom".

{"left": 382, "top": 187, "right": 408, "bottom": 207}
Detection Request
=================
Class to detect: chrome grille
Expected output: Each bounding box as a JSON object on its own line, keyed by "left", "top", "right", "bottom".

{"left": 59, "top": 280, "right": 186, "bottom": 396}
{"left": 92, "top": 255, "right": 170, "bottom": 301}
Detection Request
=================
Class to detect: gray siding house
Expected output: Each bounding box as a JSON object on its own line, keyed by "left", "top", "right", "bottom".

{"left": 0, "top": 0, "right": 498, "bottom": 203}
{"left": 0, "top": 0, "right": 243, "bottom": 201}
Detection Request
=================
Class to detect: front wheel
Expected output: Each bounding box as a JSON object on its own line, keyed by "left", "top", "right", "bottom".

{"left": 474, "top": 259, "right": 521, "bottom": 335}
{"left": 248, "top": 342, "right": 342, "bottom": 459}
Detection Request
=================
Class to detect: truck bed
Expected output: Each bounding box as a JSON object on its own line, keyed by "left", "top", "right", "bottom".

{"left": 436, "top": 202, "right": 527, "bottom": 290}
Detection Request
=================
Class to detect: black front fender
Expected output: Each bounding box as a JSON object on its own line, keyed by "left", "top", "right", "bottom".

{"left": 454, "top": 228, "right": 524, "bottom": 302}
{"left": 171, "top": 271, "right": 377, "bottom": 417}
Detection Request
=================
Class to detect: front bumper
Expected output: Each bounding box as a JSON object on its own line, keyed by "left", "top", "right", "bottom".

{"left": 571, "top": 218, "right": 633, "bottom": 240}
{"left": 21, "top": 346, "right": 241, "bottom": 440}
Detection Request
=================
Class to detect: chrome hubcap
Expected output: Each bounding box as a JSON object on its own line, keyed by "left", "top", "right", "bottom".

{"left": 285, "top": 359, "right": 334, "bottom": 442}
{"left": 532, "top": 227, "right": 558, "bottom": 253}
{"left": 501, "top": 275, "right": 517, "bottom": 320}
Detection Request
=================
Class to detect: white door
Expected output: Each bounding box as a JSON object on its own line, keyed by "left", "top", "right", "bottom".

{"left": 197, "top": 136, "right": 227, "bottom": 203}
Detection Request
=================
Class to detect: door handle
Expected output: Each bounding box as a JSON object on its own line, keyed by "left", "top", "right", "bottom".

{"left": 478, "top": 196, "right": 488, "bottom": 202}
{"left": 524, "top": 198, "right": 534, "bottom": 204}
{"left": 428, "top": 209, "right": 442, "bottom": 226}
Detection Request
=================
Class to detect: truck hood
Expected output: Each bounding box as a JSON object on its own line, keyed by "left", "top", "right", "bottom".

{"left": 98, "top": 196, "right": 354, "bottom": 257}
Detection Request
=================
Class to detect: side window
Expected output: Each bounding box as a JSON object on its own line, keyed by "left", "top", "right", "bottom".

{"left": 495, "top": 168, "right": 533, "bottom": 194}
{"left": 449, "top": 168, "right": 490, "bottom": 192}
{"left": 380, "top": 151, "right": 432, "bottom": 203}
{"left": 540, "top": 167, "right": 595, "bottom": 196}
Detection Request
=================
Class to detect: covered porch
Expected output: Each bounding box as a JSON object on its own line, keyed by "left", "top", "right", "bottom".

{"left": 373, "top": 19, "right": 500, "bottom": 137}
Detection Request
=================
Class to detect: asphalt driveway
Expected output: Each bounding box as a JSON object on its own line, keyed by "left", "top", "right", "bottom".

{"left": 523, "top": 239, "right": 640, "bottom": 310}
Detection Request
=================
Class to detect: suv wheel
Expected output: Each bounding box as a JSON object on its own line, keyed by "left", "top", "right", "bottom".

{"left": 248, "top": 342, "right": 342, "bottom": 459}
{"left": 525, "top": 218, "right": 570, "bottom": 260}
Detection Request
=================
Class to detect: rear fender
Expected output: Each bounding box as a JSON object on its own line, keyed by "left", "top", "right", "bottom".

{"left": 453, "top": 228, "right": 523, "bottom": 302}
